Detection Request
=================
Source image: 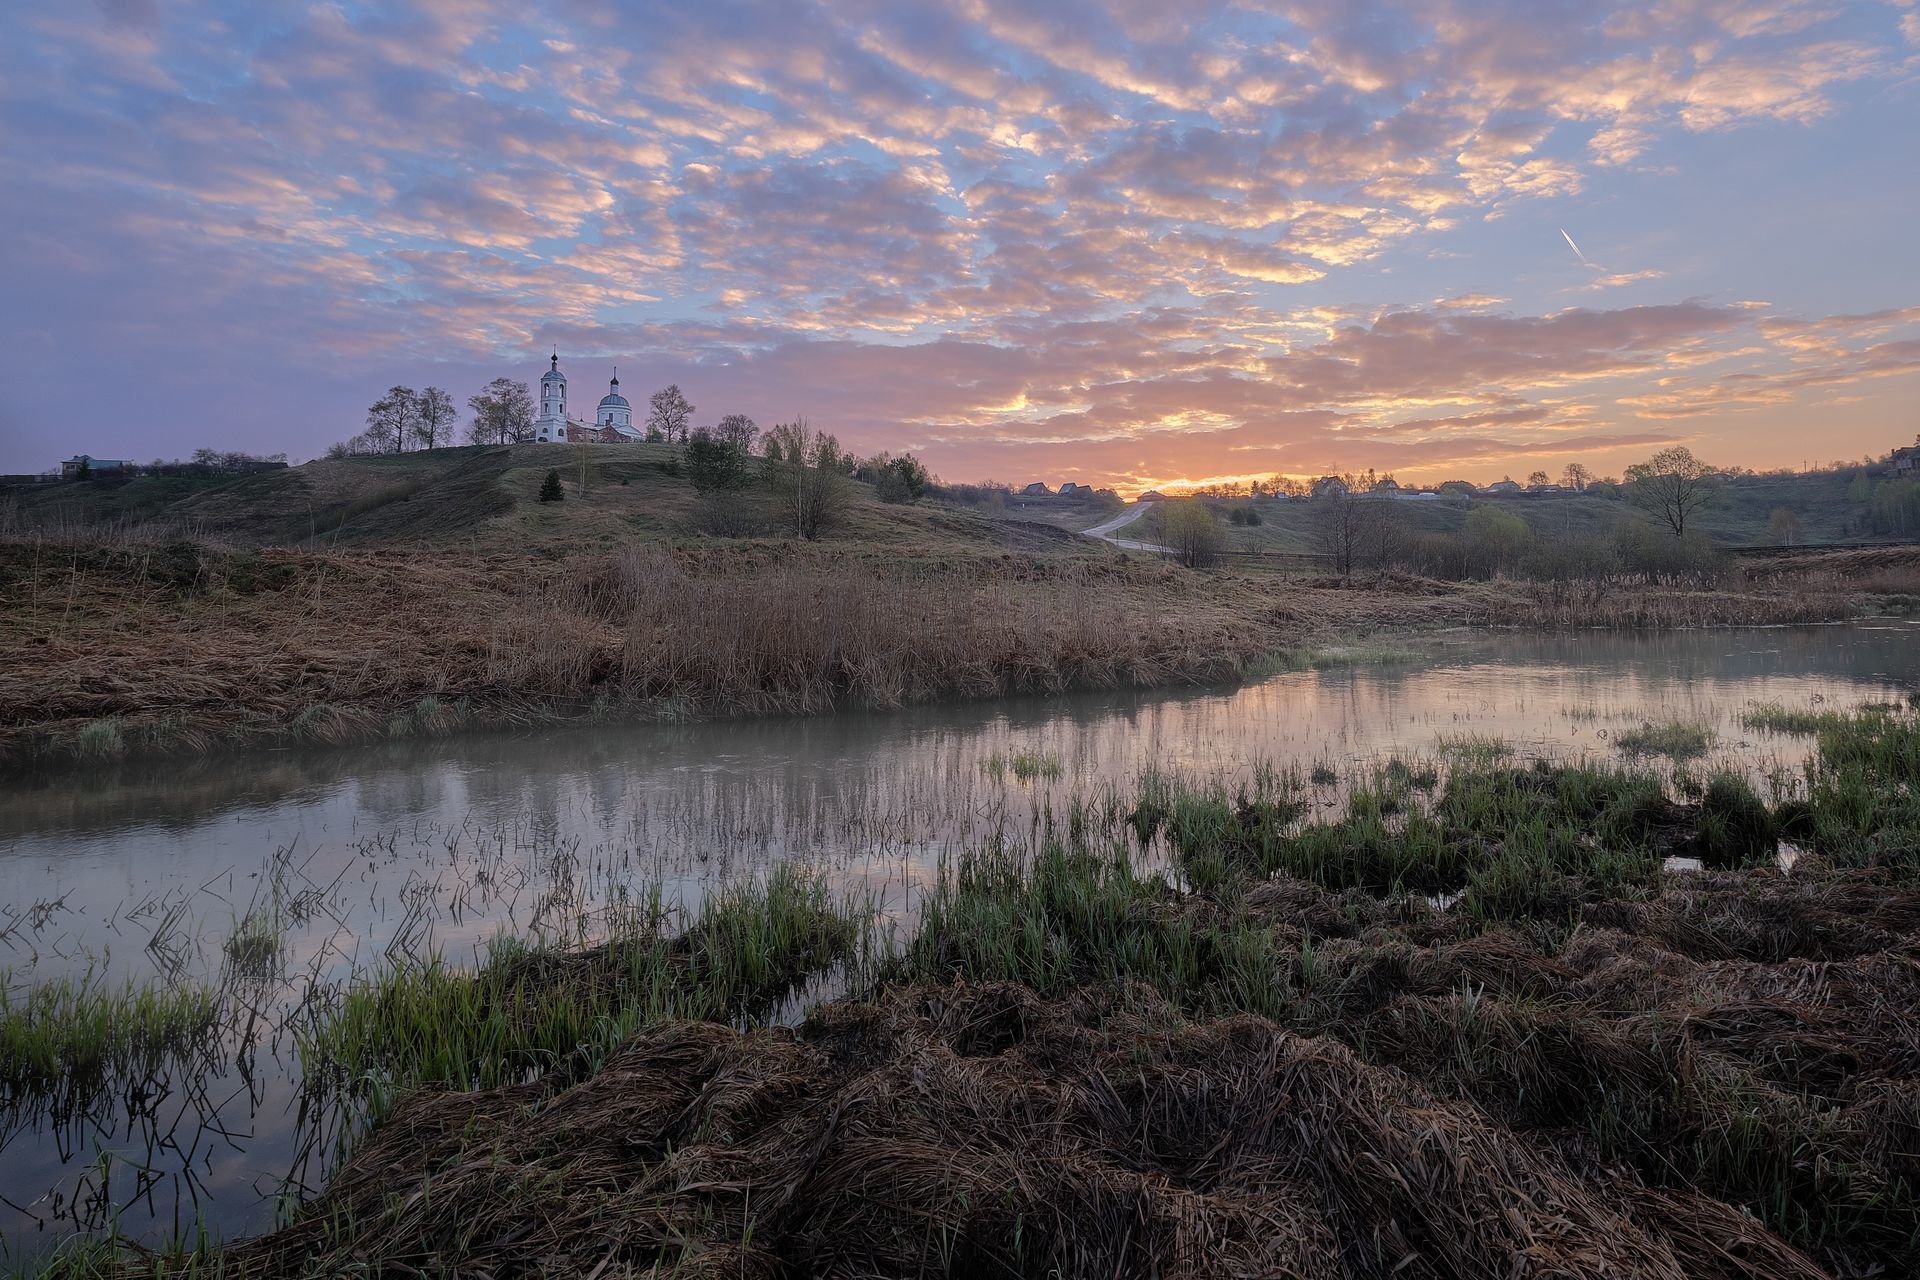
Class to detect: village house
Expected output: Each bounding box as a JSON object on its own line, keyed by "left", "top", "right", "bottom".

{"left": 1058, "top": 481, "right": 1083, "bottom": 495}
{"left": 1311, "top": 475, "right": 1349, "bottom": 497}
{"left": 1485, "top": 478, "right": 1522, "bottom": 494}
{"left": 1373, "top": 476, "right": 1400, "bottom": 493}
{"left": 1137, "top": 489, "right": 1169, "bottom": 502}
{"left": 1890, "top": 437, "right": 1919, "bottom": 476}
{"left": 61, "top": 455, "right": 133, "bottom": 478}
{"left": 1020, "top": 482, "right": 1052, "bottom": 496}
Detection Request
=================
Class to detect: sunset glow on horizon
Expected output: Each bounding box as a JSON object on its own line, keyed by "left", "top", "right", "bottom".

{"left": 3, "top": 1, "right": 1918, "bottom": 491}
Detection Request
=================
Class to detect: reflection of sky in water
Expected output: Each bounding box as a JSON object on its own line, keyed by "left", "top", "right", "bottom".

{"left": 1, "top": 620, "right": 1917, "bottom": 1253}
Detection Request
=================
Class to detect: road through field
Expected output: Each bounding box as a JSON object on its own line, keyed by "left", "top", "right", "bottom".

{"left": 1082, "top": 506, "right": 1170, "bottom": 552}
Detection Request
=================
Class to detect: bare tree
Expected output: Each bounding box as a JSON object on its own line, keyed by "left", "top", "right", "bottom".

{"left": 467, "top": 378, "right": 534, "bottom": 445}
{"left": 715, "top": 413, "right": 758, "bottom": 452}
{"left": 647, "top": 385, "right": 695, "bottom": 443}
{"left": 1159, "top": 500, "right": 1222, "bottom": 568}
{"left": 415, "top": 386, "right": 457, "bottom": 450}
{"left": 1527, "top": 469, "right": 1551, "bottom": 487}
{"left": 1768, "top": 506, "right": 1803, "bottom": 546}
{"left": 1625, "top": 446, "right": 1721, "bottom": 536}
{"left": 762, "top": 419, "right": 846, "bottom": 540}
{"left": 363, "top": 387, "right": 418, "bottom": 454}
{"left": 1311, "top": 489, "right": 1372, "bottom": 579}
{"left": 1364, "top": 503, "right": 1409, "bottom": 579}
{"left": 1561, "top": 462, "right": 1593, "bottom": 491}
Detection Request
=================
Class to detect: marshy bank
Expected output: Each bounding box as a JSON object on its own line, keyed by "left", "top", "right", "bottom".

{"left": 16, "top": 700, "right": 1920, "bottom": 1277}
{"left": 3, "top": 535, "right": 1911, "bottom": 764}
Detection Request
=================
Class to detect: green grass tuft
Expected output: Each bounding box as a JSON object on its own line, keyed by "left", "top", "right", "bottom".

{"left": 1614, "top": 720, "right": 1715, "bottom": 760}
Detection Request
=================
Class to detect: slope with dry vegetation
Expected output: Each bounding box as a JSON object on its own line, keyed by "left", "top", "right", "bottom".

{"left": 1, "top": 444, "right": 1910, "bottom": 762}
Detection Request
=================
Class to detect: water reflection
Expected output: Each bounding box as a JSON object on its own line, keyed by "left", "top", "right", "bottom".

{"left": 2, "top": 620, "right": 1917, "bottom": 1255}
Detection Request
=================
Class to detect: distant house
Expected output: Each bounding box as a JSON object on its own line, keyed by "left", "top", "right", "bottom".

{"left": 1390, "top": 489, "right": 1441, "bottom": 501}
{"left": 61, "top": 455, "right": 133, "bottom": 478}
{"left": 1525, "top": 483, "right": 1566, "bottom": 495}
{"left": 1021, "top": 482, "right": 1052, "bottom": 496}
{"left": 1373, "top": 476, "right": 1400, "bottom": 493}
{"left": 1058, "top": 481, "right": 1083, "bottom": 495}
{"left": 1312, "top": 475, "right": 1349, "bottom": 498}
{"left": 1891, "top": 439, "right": 1920, "bottom": 476}
{"left": 1486, "top": 478, "right": 1522, "bottom": 494}
{"left": 1137, "top": 489, "right": 1169, "bottom": 502}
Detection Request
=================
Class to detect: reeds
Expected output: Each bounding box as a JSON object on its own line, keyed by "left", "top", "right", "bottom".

{"left": 982, "top": 750, "right": 1063, "bottom": 781}
{"left": 0, "top": 971, "right": 220, "bottom": 1095}
{"left": 606, "top": 548, "right": 1242, "bottom": 714}
{"left": 1615, "top": 719, "right": 1715, "bottom": 760}
{"left": 294, "top": 866, "right": 862, "bottom": 1103}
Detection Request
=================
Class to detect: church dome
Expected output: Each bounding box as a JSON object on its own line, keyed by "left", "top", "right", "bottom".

{"left": 541, "top": 352, "right": 565, "bottom": 382}
{"left": 599, "top": 389, "right": 629, "bottom": 408}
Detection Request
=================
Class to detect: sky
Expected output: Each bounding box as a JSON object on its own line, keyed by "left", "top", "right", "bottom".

{"left": 2, "top": 1, "right": 1917, "bottom": 493}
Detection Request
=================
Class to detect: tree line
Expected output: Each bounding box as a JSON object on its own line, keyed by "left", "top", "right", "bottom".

{"left": 327, "top": 379, "right": 761, "bottom": 456}
{"left": 1148, "top": 446, "right": 1750, "bottom": 579}
{"left": 530, "top": 415, "right": 932, "bottom": 542}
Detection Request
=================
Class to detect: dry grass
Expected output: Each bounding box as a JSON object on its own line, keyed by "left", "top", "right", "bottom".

{"left": 591, "top": 546, "right": 1248, "bottom": 713}
{"left": 1490, "top": 578, "right": 1862, "bottom": 628}
{"left": 0, "top": 531, "right": 1893, "bottom": 761}
{"left": 217, "top": 972, "right": 1840, "bottom": 1279}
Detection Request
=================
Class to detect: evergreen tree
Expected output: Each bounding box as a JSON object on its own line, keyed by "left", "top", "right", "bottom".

{"left": 539, "top": 469, "right": 565, "bottom": 502}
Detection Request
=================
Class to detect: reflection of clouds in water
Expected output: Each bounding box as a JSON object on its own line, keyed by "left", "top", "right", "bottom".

{"left": 0, "top": 622, "right": 1916, "bottom": 1252}
{"left": 5, "top": 622, "right": 1919, "bottom": 990}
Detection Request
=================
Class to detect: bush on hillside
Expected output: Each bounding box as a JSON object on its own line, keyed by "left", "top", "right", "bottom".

{"left": 1160, "top": 500, "right": 1223, "bottom": 569}
{"left": 687, "top": 431, "right": 750, "bottom": 494}
{"left": 868, "top": 454, "right": 930, "bottom": 504}
{"left": 539, "top": 470, "right": 564, "bottom": 503}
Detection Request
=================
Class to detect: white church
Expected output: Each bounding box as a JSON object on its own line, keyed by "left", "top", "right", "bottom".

{"left": 532, "top": 352, "right": 639, "bottom": 444}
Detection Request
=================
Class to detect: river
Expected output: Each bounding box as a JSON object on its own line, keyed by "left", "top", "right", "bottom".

{"left": 2, "top": 620, "right": 1917, "bottom": 1257}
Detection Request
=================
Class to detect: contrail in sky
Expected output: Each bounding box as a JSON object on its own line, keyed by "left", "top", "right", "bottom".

{"left": 1560, "top": 227, "right": 1590, "bottom": 265}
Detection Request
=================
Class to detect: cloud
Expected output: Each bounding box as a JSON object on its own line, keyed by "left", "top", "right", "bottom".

{"left": 0, "top": 0, "right": 1914, "bottom": 487}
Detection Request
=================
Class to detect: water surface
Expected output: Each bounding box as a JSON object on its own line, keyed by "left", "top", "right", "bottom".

{"left": 3, "top": 621, "right": 1917, "bottom": 1256}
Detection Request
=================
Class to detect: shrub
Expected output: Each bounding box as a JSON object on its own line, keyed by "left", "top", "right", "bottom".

{"left": 1160, "top": 500, "right": 1222, "bottom": 568}
{"left": 539, "top": 469, "right": 564, "bottom": 503}
{"left": 762, "top": 420, "right": 847, "bottom": 540}
{"left": 686, "top": 430, "right": 750, "bottom": 494}
{"left": 867, "top": 453, "right": 930, "bottom": 504}
{"left": 1614, "top": 521, "right": 1726, "bottom": 583}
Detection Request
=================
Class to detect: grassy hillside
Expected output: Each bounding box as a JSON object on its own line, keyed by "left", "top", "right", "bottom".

{"left": 1203, "top": 469, "right": 1894, "bottom": 554}
{"left": 2, "top": 444, "right": 1085, "bottom": 556}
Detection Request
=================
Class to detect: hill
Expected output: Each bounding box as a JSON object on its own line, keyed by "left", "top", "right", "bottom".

{"left": 1, "top": 444, "right": 1086, "bottom": 557}
{"left": 1177, "top": 469, "right": 1899, "bottom": 554}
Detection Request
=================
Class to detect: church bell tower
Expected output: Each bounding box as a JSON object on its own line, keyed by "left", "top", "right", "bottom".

{"left": 535, "top": 350, "right": 568, "bottom": 442}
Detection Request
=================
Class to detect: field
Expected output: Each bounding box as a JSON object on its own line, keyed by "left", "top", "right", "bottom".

{"left": 1191, "top": 469, "right": 1892, "bottom": 554}
{"left": 2, "top": 446, "right": 1915, "bottom": 763}
{"left": 17, "top": 703, "right": 1920, "bottom": 1278}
